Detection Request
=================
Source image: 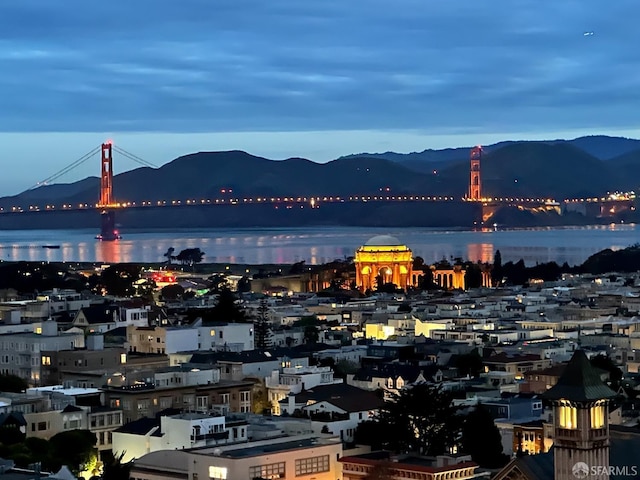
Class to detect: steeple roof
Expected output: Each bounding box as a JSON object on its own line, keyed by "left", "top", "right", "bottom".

{"left": 542, "top": 350, "right": 616, "bottom": 402}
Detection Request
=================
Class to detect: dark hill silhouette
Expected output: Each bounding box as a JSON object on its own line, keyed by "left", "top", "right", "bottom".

{"left": 0, "top": 151, "right": 442, "bottom": 208}
{"left": 607, "top": 149, "right": 640, "bottom": 190}
{"left": 342, "top": 135, "right": 640, "bottom": 172}
{"left": 433, "top": 143, "right": 613, "bottom": 199}
{"left": 0, "top": 137, "right": 636, "bottom": 210}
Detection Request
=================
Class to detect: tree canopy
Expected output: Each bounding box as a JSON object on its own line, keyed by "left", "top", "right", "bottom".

{"left": 356, "top": 384, "right": 462, "bottom": 455}
{"left": 176, "top": 248, "right": 205, "bottom": 266}
{"left": 461, "top": 404, "right": 509, "bottom": 468}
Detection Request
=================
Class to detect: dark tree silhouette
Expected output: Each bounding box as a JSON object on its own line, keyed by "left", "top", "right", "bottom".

{"left": 237, "top": 276, "right": 252, "bottom": 293}
{"left": 102, "top": 450, "right": 132, "bottom": 480}
{"left": 176, "top": 248, "right": 205, "bottom": 266}
{"left": 461, "top": 404, "right": 509, "bottom": 468}
{"left": 94, "top": 265, "right": 141, "bottom": 297}
{"left": 454, "top": 349, "right": 484, "bottom": 378}
{"left": 48, "top": 430, "right": 97, "bottom": 474}
{"left": 464, "top": 263, "right": 483, "bottom": 289}
{"left": 303, "top": 325, "right": 319, "bottom": 344}
{"left": 492, "top": 250, "right": 503, "bottom": 286}
{"left": 0, "top": 373, "right": 27, "bottom": 392}
{"left": 360, "top": 384, "right": 462, "bottom": 455}
{"left": 254, "top": 298, "right": 272, "bottom": 350}
{"left": 203, "top": 288, "right": 247, "bottom": 323}
{"left": 161, "top": 284, "right": 184, "bottom": 301}
{"left": 163, "top": 247, "right": 175, "bottom": 264}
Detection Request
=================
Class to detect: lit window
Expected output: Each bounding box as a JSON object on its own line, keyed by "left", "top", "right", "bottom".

{"left": 120, "top": 353, "right": 127, "bottom": 364}
{"left": 41, "top": 356, "right": 51, "bottom": 366}
{"left": 558, "top": 400, "right": 577, "bottom": 429}
{"left": 208, "top": 466, "right": 227, "bottom": 479}
{"left": 35, "top": 327, "right": 42, "bottom": 335}
{"left": 210, "top": 329, "right": 215, "bottom": 337}
{"left": 590, "top": 402, "right": 605, "bottom": 429}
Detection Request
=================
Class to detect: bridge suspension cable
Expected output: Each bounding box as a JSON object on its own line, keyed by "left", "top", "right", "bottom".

{"left": 29, "top": 145, "right": 102, "bottom": 190}
{"left": 113, "top": 146, "right": 158, "bottom": 169}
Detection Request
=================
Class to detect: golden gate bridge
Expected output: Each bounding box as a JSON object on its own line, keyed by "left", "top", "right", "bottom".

{"left": 0, "top": 142, "right": 634, "bottom": 240}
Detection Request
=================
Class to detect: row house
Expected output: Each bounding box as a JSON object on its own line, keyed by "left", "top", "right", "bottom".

{"left": 0, "top": 321, "right": 84, "bottom": 385}
{"left": 102, "top": 372, "right": 254, "bottom": 423}
{"left": 72, "top": 304, "right": 149, "bottom": 333}
{"left": 279, "top": 383, "right": 384, "bottom": 443}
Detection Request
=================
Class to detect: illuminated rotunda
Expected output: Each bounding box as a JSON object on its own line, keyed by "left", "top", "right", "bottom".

{"left": 355, "top": 235, "right": 413, "bottom": 291}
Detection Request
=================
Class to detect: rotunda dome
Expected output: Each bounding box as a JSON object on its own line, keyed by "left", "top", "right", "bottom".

{"left": 364, "top": 235, "right": 404, "bottom": 247}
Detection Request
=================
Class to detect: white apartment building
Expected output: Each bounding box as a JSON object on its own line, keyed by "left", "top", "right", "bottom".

{"left": 0, "top": 321, "right": 84, "bottom": 385}
{"left": 266, "top": 366, "right": 342, "bottom": 415}
{"left": 196, "top": 322, "right": 254, "bottom": 352}
{"left": 113, "top": 412, "right": 248, "bottom": 462}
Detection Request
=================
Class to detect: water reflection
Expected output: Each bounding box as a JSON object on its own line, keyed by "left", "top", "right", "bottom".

{"left": 0, "top": 226, "right": 638, "bottom": 266}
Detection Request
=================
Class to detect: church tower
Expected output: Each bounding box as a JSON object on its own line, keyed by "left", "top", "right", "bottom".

{"left": 542, "top": 350, "right": 616, "bottom": 480}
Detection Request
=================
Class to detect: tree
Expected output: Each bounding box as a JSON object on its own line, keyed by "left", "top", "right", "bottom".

{"left": 254, "top": 298, "right": 272, "bottom": 350}
{"left": 203, "top": 288, "right": 247, "bottom": 323}
{"left": 461, "top": 404, "right": 509, "bottom": 468}
{"left": 0, "top": 373, "right": 27, "bottom": 392}
{"left": 48, "top": 430, "right": 97, "bottom": 475}
{"left": 590, "top": 354, "right": 623, "bottom": 388}
{"left": 101, "top": 450, "right": 132, "bottom": 480}
{"left": 161, "top": 284, "right": 184, "bottom": 301}
{"left": 176, "top": 248, "right": 205, "bottom": 267}
{"left": 207, "top": 274, "right": 229, "bottom": 294}
{"left": 163, "top": 247, "right": 175, "bottom": 265}
{"left": 454, "top": 349, "right": 484, "bottom": 378}
{"left": 96, "top": 264, "right": 141, "bottom": 297}
{"left": 303, "top": 325, "right": 319, "bottom": 344}
{"left": 464, "top": 263, "right": 483, "bottom": 289}
{"left": 492, "top": 250, "right": 503, "bottom": 286}
{"left": 367, "top": 384, "right": 462, "bottom": 455}
{"left": 237, "top": 276, "right": 252, "bottom": 293}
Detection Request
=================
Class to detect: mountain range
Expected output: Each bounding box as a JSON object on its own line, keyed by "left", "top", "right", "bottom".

{"left": 2, "top": 135, "right": 640, "bottom": 209}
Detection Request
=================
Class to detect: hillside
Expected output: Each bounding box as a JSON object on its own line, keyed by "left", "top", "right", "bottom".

{"left": 342, "top": 135, "right": 640, "bottom": 172}
{"left": 2, "top": 137, "right": 639, "bottom": 209}
{"left": 0, "top": 151, "right": 443, "bottom": 208}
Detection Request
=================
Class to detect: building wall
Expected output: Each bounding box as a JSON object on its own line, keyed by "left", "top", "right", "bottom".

{"left": 189, "top": 439, "right": 343, "bottom": 480}
{"left": 197, "top": 324, "right": 254, "bottom": 352}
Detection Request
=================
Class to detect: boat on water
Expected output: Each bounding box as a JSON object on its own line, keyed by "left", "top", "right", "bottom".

{"left": 42, "top": 245, "right": 61, "bottom": 249}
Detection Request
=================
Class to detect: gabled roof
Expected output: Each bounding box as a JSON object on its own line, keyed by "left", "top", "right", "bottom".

{"left": 352, "top": 363, "right": 439, "bottom": 383}
{"left": 0, "top": 412, "right": 26, "bottom": 427}
{"left": 76, "top": 305, "right": 119, "bottom": 325}
{"left": 61, "top": 405, "right": 83, "bottom": 413}
{"left": 284, "top": 383, "right": 384, "bottom": 413}
{"left": 542, "top": 350, "right": 616, "bottom": 402}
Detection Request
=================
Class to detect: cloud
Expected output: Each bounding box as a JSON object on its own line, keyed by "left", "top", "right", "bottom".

{"left": 0, "top": 0, "right": 638, "bottom": 135}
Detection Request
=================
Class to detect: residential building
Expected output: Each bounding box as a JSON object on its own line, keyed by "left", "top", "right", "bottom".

{"left": 130, "top": 433, "right": 343, "bottom": 480}
{"left": 0, "top": 321, "right": 85, "bottom": 385}
{"left": 265, "top": 366, "right": 342, "bottom": 415}
{"left": 197, "top": 323, "right": 254, "bottom": 352}
{"left": 113, "top": 412, "right": 248, "bottom": 462}
{"left": 340, "top": 452, "right": 481, "bottom": 480}
{"left": 127, "top": 325, "right": 198, "bottom": 355}
{"left": 279, "top": 383, "right": 384, "bottom": 443}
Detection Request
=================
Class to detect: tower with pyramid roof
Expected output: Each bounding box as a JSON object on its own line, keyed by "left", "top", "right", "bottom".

{"left": 542, "top": 350, "right": 617, "bottom": 480}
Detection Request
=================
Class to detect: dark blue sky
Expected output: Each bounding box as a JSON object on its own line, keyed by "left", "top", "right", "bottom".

{"left": 0, "top": 0, "right": 639, "bottom": 194}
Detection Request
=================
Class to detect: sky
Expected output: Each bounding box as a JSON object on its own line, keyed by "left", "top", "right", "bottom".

{"left": 1, "top": 0, "right": 640, "bottom": 195}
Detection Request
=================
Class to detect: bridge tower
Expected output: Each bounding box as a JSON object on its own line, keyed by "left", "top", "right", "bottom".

{"left": 469, "top": 146, "right": 482, "bottom": 201}
{"left": 97, "top": 141, "right": 120, "bottom": 241}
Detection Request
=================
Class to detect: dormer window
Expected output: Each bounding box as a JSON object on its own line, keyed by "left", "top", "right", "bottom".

{"left": 558, "top": 400, "right": 577, "bottom": 429}
{"left": 387, "top": 377, "right": 394, "bottom": 389}
{"left": 396, "top": 377, "right": 405, "bottom": 389}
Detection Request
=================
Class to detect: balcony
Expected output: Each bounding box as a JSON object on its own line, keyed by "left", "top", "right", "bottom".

{"left": 191, "top": 431, "right": 229, "bottom": 442}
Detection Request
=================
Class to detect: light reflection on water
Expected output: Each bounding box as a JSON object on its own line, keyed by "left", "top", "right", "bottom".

{"left": 0, "top": 224, "right": 637, "bottom": 266}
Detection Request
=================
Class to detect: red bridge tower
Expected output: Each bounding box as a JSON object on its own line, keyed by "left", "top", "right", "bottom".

{"left": 469, "top": 146, "right": 482, "bottom": 201}
{"left": 97, "top": 141, "right": 120, "bottom": 241}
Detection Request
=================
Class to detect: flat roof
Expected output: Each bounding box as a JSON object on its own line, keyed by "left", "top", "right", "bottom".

{"left": 27, "top": 386, "right": 101, "bottom": 396}
{"left": 195, "top": 436, "right": 339, "bottom": 459}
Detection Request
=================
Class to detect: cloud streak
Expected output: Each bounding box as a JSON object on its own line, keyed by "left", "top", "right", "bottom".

{"left": 0, "top": 0, "right": 638, "bottom": 134}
